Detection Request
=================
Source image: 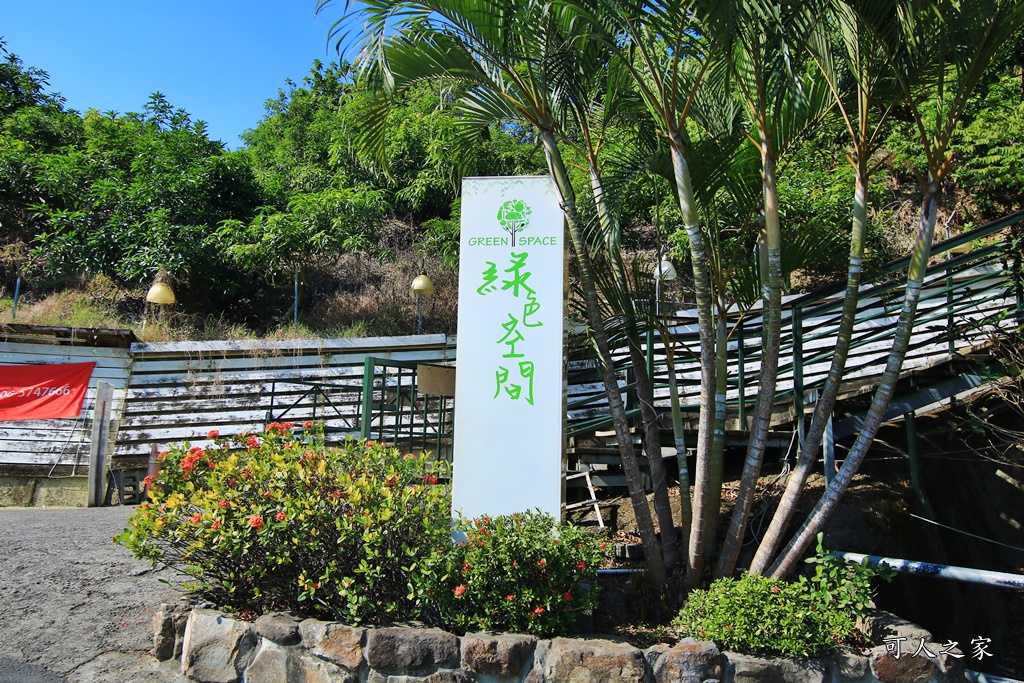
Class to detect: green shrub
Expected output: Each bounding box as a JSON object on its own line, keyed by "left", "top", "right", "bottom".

{"left": 800, "top": 534, "right": 894, "bottom": 619}
{"left": 673, "top": 574, "right": 851, "bottom": 656}
{"left": 424, "top": 511, "right": 604, "bottom": 638}
{"left": 672, "top": 536, "right": 892, "bottom": 656}
{"left": 116, "top": 424, "right": 451, "bottom": 625}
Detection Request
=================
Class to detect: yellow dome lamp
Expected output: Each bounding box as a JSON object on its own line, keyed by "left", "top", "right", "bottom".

{"left": 411, "top": 267, "right": 435, "bottom": 334}
{"left": 145, "top": 281, "right": 177, "bottom": 305}
{"left": 143, "top": 270, "right": 176, "bottom": 335}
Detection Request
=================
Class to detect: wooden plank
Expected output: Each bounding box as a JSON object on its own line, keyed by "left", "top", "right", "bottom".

{"left": 87, "top": 382, "right": 113, "bottom": 506}
{"left": 128, "top": 350, "right": 449, "bottom": 378}
{"left": 118, "top": 419, "right": 375, "bottom": 445}
{"left": 129, "top": 333, "right": 452, "bottom": 356}
{"left": 113, "top": 431, "right": 367, "bottom": 457}
{"left": 0, "top": 342, "right": 132, "bottom": 360}
{"left": 128, "top": 353, "right": 384, "bottom": 375}
{"left": 124, "top": 381, "right": 363, "bottom": 401}
{"left": 0, "top": 362, "right": 131, "bottom": 386}
{"left": 0, "top": 423, "right": 91, "bottom": 439}
{"left": 121, "top": 394, "right": 364, "bottom": 417}
{"left": 0, "top": 440, "right": 89, "bottom": 456}
{"left": 120, "top": 406, "right": 362, "bottom": 428}
{"left": 0, "top": 451, "right": 91, "bottom": 466}
{"left": 0, "top": 357, "right": 133, "bottom": 375}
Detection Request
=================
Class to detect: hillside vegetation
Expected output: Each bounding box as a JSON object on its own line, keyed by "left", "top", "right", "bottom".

{"left": 1, "top": 37, "right": 1022, "bottom": 339}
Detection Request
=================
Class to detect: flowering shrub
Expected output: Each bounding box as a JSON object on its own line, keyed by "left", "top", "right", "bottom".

{"left": 116, "top": 423, "right": 451, "bottom": 625}
{"left": 424, "top": 511, "right": 604, "bottom": 638}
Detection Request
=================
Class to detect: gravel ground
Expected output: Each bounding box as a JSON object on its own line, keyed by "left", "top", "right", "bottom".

{"left": 0, "top": 506, "right": 190, "bottom": 683}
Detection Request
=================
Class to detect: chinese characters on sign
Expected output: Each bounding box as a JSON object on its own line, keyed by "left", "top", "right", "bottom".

{"left": 481, "top": 250, "right": 542, "bottom": 405}
{"left": 452, "top": 178, "right": 565, "bottom": 521}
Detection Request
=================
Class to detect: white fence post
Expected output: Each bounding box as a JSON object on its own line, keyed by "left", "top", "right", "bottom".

{"left": 87, "top": 381, "right": 113, "bottom": 507}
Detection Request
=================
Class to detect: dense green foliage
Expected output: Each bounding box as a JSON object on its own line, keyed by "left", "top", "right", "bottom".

{"left": 116, "top": 425, "right": 453, "bottom": 624}
{"left": 672, "top": 536, "right": 894, "bottom": 655}
{"left": 674, "top": 573, "right": 853, "bottom": 656}
{"left": 2, "top": 23, "right": 1022, "bottom": 336}
{"left": 426, "top": 511, "right": 603, "bottom": 638}
{"left": 32, "top": 96, "right": 262, "bottom": 287}
{"left": 0, "top": 47, "right": 544, "bottom": 331}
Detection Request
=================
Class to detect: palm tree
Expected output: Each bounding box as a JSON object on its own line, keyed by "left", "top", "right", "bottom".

{"left": 713, "top": 0, "right": 835, "bottom": 579}
{"left": 577, "top": 0, "right": 738, "bottom": 591}
{"left": 769, "top": 0, "right": 1024, "bottom": 578}
{"left": 748, "top": 0, "right": 910, "bottom": 575}
{"left": 316, "top": 0, "right": 674, "bottom": 587}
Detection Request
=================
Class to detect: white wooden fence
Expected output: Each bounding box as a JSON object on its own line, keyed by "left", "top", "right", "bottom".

{"left": 0, "top": 340, "right": 131, "bottom": 468}
{"left": 0, "top": 333, "right": 454, "bottom": 468}
{"left": 117, "top": 335, "right": 455, "bottom": 457}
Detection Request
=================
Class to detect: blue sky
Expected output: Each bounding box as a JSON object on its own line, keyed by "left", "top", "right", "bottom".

{"left": 1, "top": 1, "right": 347, "bottom": 149}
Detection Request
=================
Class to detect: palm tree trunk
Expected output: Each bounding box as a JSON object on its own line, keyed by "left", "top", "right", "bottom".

{"left": 686, "top": 304, "right": 729, "bottom": 588}
{"left": 749, "top": 157, "right": 869, "bottom": 574}
{"left": 667, "top": 136, "right": 720, "bottom": 591}
{"left": 715, "top": 148, "right": 784, "bottom": 578}
{"left": 587, "top": 165, "right": 681, "bottom": 573}
{"left": 665, "top": 344, "right": 693, "bottom": 542}
{"left": 627, "top": 340, "right": 683, "bottom": 572}
{"left": 768, "top": 183, "right": 939, "bottom": 578}
{"left": 540, "top": 130, "right": 669, "bottom": 588}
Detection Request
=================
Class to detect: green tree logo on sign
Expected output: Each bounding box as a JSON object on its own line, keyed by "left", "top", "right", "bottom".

{"left": 497, "top": 199, "right": 531, "bottom": 247}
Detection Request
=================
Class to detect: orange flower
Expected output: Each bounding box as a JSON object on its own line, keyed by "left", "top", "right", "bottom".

{"left": 218, "top": 499, "right": 228, "bottom": 508}
{"left": 211, "top": 520, "right": 221, "bottom": 530}
{"left": 454, "top": 584, "right": 467, "bottom": 597}
{"left": 275, "top": 511, "right": 286, "bottom": 522}
{"left": 532, "top": 606, "right": 545, "bottom": 616}
{"left": 563, "top": 591, "right": 572, "bottom": 601}
{"left": 249, "top": 514, "right": 264, "bottom": 530}
{"left": 506, "top": 594, "right": 515, "bottom": 602}
{"left": 207, "top": 429, "right": 219, "bottom": 439}
{"left": 190, "top": 513, "right": 201, "bottom": 524}
{"left": 303, "top": 420, "right": 313, "bottom": 429}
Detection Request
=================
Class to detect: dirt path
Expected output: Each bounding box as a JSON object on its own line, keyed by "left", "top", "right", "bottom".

{"left": 0, "top": 506, "right": 190, "bottom": 683}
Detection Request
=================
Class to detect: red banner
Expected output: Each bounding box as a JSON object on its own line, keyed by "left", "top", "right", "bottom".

{"left": 0, "top": 362, "right": 95, "bottom": 421}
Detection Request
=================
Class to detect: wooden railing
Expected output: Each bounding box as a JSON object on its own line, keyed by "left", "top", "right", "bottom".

{"left": 567, "top": 210, "right": 1023, "bottom": 437}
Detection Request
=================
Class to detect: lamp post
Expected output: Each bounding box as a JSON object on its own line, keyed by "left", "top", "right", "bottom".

{"left": 411, "top": 266, "right": 434, "bottom": 334}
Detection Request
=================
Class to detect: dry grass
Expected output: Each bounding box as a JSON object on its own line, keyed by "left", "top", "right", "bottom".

{"left": 0, "top": 226, "right": 461, "bottom": 341}
{"left": 308, "top": 252, "right": 459, "bottom": 338}
{"left": 0, "top": 289, "right": 129, "bottom": 329}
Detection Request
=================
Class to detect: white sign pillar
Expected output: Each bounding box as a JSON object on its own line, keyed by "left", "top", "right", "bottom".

{"left": 451, "top": 176, "right": 566, "bottom": 520}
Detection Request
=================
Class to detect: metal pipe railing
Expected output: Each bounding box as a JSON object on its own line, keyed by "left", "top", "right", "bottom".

{"left": 833, "top": 552, "right": 1024, "bottom": 590}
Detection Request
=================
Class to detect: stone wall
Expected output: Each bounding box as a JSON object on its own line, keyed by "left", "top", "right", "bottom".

{"left": 154, "top": 605, "right": 968, "bottom": 683}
